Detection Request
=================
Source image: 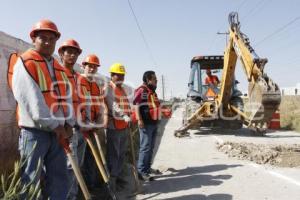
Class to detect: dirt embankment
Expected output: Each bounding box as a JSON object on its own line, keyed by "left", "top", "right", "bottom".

{"left": 217, "top": 142, "right": 300, "bottom": 168}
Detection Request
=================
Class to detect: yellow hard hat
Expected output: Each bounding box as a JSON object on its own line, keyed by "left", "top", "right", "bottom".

{"left": 109, "top": 63, "right": 126, "bottom": 75}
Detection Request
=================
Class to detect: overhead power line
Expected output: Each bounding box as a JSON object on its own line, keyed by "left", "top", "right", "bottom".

{"left": 254, "top": 16, "right": 300, "bottom": 47}
{"left": 127, "top": 0, "right": 157, "bottom": 66}
{"left": 207, "top": 0, "right": 247, "bottom": 52}
{"left": 241, "top": 0, "right": 270, "bottom": 23}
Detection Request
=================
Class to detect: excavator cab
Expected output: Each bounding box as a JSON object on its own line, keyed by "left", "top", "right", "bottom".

{"left": 182, "top": 55, "right": 244, "bottom": 131}
{"left": 188, "top": 55, "right": 240, "bottom": 101}
{"left": 188, "top": 55, "right": 242, "bottom": 101}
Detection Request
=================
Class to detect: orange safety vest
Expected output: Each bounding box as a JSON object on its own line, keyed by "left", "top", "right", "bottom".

{"left": 12, "top": 49, "right": 70, "bottom": 116}
{"left": 7, "top": 53, "right": 20, "bottom": 121}
{"left": 205, "top": 87, "right": 217, "bottom": 98}
{"left": 205, "top": 75, "right": 219, "bottom": 85}
{"left": 7, "top": 53, "right": 19, "bottom": 90}
{"left": 64, "top": 68, "right": 80, "bottom": 117}
{"left": 78, "top": 75, "right": 103, "bottom": 122}
{"left": 137, "top": 85, "right": 161, "bottom": 121}
{"left": 109, "top": 82, "right": 131, "bottom": 130}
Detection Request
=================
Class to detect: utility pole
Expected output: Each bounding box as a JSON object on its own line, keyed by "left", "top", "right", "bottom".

{"left": 161, "top": 75, "right": 165, "bottom": 101}
{"left": 217, "top": 31, "right": 229, "bottom": 46}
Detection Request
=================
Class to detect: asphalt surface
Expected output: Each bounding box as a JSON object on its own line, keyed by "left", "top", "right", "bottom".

{"left": 136, "top": 107, "right": 300, "bottom": 200}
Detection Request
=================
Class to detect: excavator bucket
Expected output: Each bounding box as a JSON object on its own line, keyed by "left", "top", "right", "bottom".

{"left": 247, "top": 75, "right": 281, "bottom": 128}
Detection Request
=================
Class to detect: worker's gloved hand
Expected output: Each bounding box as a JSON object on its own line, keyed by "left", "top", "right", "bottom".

{"left": 123, "top": 115, "right": 131, "bottom": 123}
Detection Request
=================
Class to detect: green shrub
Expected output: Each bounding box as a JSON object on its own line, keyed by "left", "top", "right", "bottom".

{"left": 0, "top": 143, "right": 41, "bottom": 200}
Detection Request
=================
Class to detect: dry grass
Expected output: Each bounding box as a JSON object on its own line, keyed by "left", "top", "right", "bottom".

{"left": 280, "top": 96, "right": 300, "bottom": 132}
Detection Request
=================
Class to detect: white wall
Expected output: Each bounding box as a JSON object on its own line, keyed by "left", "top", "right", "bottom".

{"left": 281, "top": 83, "right": 300, "bottom": 96}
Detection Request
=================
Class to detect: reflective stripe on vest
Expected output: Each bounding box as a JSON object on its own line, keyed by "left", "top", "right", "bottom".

{"left": 35, "top": 61, "right": 48, "bottom": 91}
{"left": 64, "top": 69, "right": 80, "bottom": 118}
{"left": 78, "top": 75, "right": 102, "bottom": 122}
{"left": 20, "top": 49, "right": 69, "bottom": 115}
{"left": 138, "top": 85, "right": 161, "bottom": 121}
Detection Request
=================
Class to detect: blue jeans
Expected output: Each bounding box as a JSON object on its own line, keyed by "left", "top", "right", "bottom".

{"left": 137, "top": 124, "right": 158, "bottom": 175}
{"left": 106, "top": 128, "right": 128, "bottom": 178}
{"left": 19, "top": 127, "right": 68, "bottom": 200}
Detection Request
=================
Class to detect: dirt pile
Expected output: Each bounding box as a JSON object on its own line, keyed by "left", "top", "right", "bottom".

{"left": 217, "top": 142, "right": 300, "bottom": 167}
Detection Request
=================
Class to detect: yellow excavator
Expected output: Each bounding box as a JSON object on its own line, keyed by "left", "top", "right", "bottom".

{"left": 175, "top": 12, "right": 281, "bottom": 137}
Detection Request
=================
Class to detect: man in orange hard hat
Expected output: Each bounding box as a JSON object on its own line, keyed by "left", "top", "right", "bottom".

{"left": 58, "top": 39, "right": 91, "bottom": 200}
{"left": 79, "top": 54, "right": 108, "bottom": 188}
{"left": 11, "top": 19, "right": 75, "bottom": 199}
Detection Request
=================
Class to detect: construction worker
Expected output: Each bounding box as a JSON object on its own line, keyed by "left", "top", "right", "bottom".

{"left": 133, "top": 71, "right": 161, "bottom": 181}
{"left": 58, "top": 39, "right": 88, "bottom": 200}
{"left": 105, "top": 63, "right": 131, "bottom": 191}
{"left": 79, "top": 54, "right": 108, "bottom": 188}
{"left": 11, "top": 19, "right": 75, "bottom": 199}
{"left": 205, "top": 69, "right": 220, "bottom": 86}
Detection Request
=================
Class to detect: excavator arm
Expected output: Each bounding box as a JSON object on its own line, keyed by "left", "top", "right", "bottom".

{"left": 175, "top": 12, "right": 281, "bottom": 137}
{"left": 218, "top": 12, "right": 281, "bottom": 128}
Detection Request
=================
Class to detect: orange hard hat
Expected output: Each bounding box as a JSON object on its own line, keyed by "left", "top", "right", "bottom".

{"left": 58, "top": 39, "right": 82, "bottom": 54}
{"left": 30, "top": 19, "right": 60, "bottom": 40}
{"left": 82, "top": 54, "right": 100, "bottom": 66}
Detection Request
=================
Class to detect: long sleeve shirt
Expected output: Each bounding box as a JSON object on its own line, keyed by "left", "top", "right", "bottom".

{"left": 12, "top": 57, "right": 75, "bottom": 131}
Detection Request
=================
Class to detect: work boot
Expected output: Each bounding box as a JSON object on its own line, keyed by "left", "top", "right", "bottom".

{"left": 149, "top": 168, "right": 162, "bottom": 175}
{"left": 138, "top": 173, "right": 154, "bottom": 182}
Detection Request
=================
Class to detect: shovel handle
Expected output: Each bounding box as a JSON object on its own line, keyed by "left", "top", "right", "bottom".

{"left": 66, "top": 153, "right": 91, "bottom": 200}
{"left": 128, "top": 129, "right": 142, "bottom": 193}
{"left": 59, "top": 137, "right": 91, "bottom": 200}
{"left": 94, "top": 132, "right": 110, "bottom": 177}
{"left": 85, "top": 134, "right": 109, "bottom": 183}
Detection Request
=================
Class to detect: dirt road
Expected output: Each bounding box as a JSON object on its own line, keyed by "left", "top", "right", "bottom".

{"left": 136, "top": 107, "right": 300, "bottom": 200}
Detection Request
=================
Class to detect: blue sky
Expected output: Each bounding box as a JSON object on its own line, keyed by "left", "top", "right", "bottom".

{"left": 1, "top": 0, "right": 300, "bottom": 98}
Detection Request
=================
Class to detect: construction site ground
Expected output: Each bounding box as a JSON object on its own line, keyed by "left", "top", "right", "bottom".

{"left": 133, "top": 106, "right": 300, "bottom": 200}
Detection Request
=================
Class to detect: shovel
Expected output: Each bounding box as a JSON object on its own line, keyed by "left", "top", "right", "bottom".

{"left": 127, "top": 124, "right": 143, "bottom": 196}
{"left": 59, "top": 137, "right": 91, "bottom": 200}
{"left": 93, "top": 130, "right": 110, "bottom": 177}
{"left": 83, "top": 132, "right": 117, "bottom": 200}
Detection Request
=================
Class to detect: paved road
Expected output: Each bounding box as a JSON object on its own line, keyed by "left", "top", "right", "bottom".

{"left": 136, "top": 107, "right": 300, "bottom": 200}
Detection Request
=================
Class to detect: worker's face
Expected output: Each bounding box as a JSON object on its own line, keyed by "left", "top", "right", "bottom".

{"left": 206, "top": 71, "right": 212, "bottom": 76}
{"left": 111, "top": 73, "right": 125, "bottom": 86}
{"left": 33, "top": 31, "right": 58, "bottom": 57}
{"left": 83, "top": 63, "right": 98, "bottom": 78}
{"left": 148, "top": 74, "right": 158, "bottom": 87}
{"left": 60, "top": 47, "right": 80, "bottom": 68}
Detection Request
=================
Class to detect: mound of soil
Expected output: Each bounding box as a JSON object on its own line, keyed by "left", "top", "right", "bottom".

{"left": 217, "top": 142, "right": 300, "bottom": 167}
